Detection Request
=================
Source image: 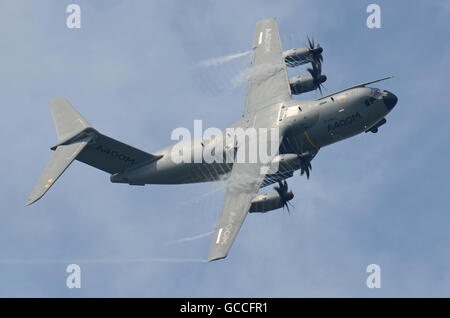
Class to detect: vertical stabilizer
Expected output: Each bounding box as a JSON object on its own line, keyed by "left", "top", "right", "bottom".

{"left": 50, "top": 98, "right": 91, "bottom": 142}
{"left": 26, "top": 98, "right": 162, "bottom": 206}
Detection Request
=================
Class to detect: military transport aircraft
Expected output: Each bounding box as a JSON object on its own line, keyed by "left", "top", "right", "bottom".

{"left": 26, "top": 18, "right": 397, "bottom": 261}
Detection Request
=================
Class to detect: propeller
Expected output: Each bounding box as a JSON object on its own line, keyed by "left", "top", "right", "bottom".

{"left": 306, "top": 64, "right": 326, "bottom": 95}
{"left": 306, "top": 36, "right": 326, "bottom": 94}
{"left": 274, "top": 180, "right": 294, "bottom": 213}
{"left": 307, "top": 35, "right": 324, "bottom": 65}
{"left": 298, "top": 153, "right": 313, "bottom": 179}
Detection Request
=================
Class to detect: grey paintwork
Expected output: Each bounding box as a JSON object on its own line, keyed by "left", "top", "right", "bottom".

{"left": 26, "top": 18, "right": 397, "bottom": 262}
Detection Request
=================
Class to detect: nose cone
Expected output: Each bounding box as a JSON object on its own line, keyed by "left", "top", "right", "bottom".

{"left": 383, "top": 91, "right": 398, "bottom": 111}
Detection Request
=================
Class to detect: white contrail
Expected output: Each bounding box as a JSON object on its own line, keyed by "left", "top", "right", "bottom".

{"left": 178, "top": 179, "right": 229, "bottom": 206}
{"left": 199, "top": 50, "right": 252, "bottom": 67}
{"left": 0, "top": 258, "right": 207, "bottom": 264}
{"left": 231, "top": 67, "right": 250, "bottom": 87}
{"left": 166, "top": 230, "right": 214, "bottom": 245}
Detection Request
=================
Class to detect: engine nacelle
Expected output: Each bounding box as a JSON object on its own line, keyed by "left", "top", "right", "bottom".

{"left": 249, "top": 191, "right": 294, "bottom": 213}
{"left": 282, "top": 48, "right": 310, "bottom": 67}
{"left": 289, "top": 75, "right": 327, "bottom": 95}
{"left": 283, "top": 47, "right": 323, "bottom": 68}
{"left": 268, "top": 154, "right": 300, "bottom": 174}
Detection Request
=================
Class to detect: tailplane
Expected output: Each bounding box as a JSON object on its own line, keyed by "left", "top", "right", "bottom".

{"left": 25, "top": 135, "right": 93, "bottom": 206}
{"left": 25, "top": 98, "right": 161, "bottom": 206}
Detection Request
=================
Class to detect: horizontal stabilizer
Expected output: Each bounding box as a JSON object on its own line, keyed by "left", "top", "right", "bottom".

{"left": 26, "top": 98, "right": 163, "bottom": 206}
{"left": 25, "top": 136, "right": 93, "bottom": 206}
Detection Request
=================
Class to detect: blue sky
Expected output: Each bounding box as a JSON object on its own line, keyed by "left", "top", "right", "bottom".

{"left": 1, "top": 0, "right": 450, "bottom": 297}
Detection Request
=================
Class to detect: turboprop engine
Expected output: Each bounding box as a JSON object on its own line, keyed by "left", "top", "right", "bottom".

{"left": 249, "top": 180, "right": 293, "bottom": 213}
{"left": 283, "top": 37, "right": 324, "bottom": 68}
{"left": 283, "top": 48, "right": 312, "bottom": 67}
{"left": 289, "top": 75, "right": 327, "bottom": 95}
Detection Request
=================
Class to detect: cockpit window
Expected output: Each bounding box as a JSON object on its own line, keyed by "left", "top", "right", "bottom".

{"left": 371, "top": 88, "right": 383, "bottom": 98}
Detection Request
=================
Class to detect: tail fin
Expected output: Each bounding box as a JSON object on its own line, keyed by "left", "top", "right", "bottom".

{"left": 26, "top": 98, "right": 161, "bottom": 206}
{"left": 50, "top": 98, "right": 92, "bottom": 142}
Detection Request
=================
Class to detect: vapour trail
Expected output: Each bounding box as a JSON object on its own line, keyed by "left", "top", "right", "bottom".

{"left": 231, "top": 67, "right": 250, "bottom": 87}
{"left": 178, "top": 179, "right": 229, "bottom": 207}
{"left": 199, "top": 50, "right": 252, "bottom": 67}
{"left": 166, "top": 230, "right": 215, "bottom": 245}
{"left": 0, "top": 258, "right": 207, "bottom": 265}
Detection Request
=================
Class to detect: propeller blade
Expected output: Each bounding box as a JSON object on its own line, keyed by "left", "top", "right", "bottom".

{"left": 298, "top": 154, "right": 313, "bottom": 179}
{"left": 307, "top": 35, "right": 313, "bottom": 49}
{"left": 318, "top": 54, "right": 324, "bottom": 63}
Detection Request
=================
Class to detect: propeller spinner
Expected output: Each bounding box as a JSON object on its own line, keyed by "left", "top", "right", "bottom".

{"left": 274, "top": 180, "right": 294, "bottom": 213}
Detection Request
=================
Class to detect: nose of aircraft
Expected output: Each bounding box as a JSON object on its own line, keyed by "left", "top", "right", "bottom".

{"left": 383, "top": 91, "right": 398, "bottom": 110}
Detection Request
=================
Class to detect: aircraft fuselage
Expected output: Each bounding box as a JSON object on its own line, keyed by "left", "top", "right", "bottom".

{"left": 110, "top": 86, "right": 397, "bottom": 187}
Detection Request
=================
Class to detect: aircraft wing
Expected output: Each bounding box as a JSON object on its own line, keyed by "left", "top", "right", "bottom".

{"left": 208, "top": 18, "right": 289, "bottom": 261}
{"left": 208, "top": 123, "right": 284, "bottom": 262}
{"left": 208, "top": 151, "right": 270, "bottom": 262}
{"left": 244, "top": 17, "right": 291, "bottom": 115}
